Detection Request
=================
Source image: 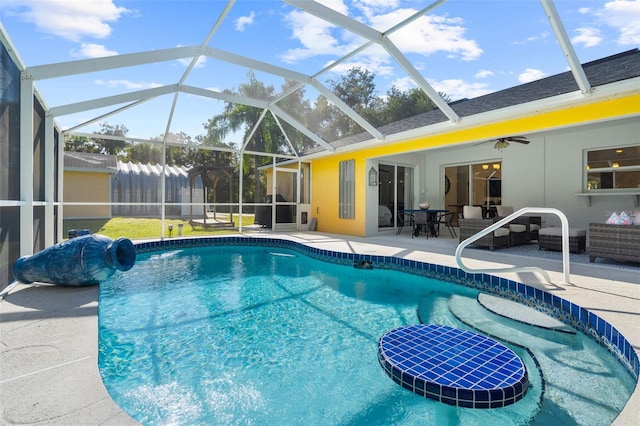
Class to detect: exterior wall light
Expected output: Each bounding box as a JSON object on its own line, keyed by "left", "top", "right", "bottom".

{"left": 369, "top": 167, "right": 378, "bottom": 186}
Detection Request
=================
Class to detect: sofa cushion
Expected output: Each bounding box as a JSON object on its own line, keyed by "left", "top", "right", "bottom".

{"left": 508, "top": 224, "right": 527, "bottom": 233}
{"left": 494, "top": 228, "right": 510, "bottom": 237}
{"left": 463, "top": 205, "right": 483, "bottom": 219}
{"left": 496, "top": 205, "right": 514, "bottom": 217}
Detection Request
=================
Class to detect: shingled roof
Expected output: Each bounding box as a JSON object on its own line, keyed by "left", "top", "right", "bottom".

{"left": 316, "top": 48, "right": 640, "bottom": 152}
{"left": 63, "top": 151, "right": 117, "bottom": 172}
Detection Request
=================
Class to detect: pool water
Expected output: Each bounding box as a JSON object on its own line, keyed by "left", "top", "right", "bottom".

{"left": 98, "top": 246, "right": 635, "bottom": 425}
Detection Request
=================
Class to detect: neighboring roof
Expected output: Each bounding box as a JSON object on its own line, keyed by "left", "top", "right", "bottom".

{"left": 117, "top": 161, "right": 191, "bottom": 178}
{"left": 63, "top": 152, "right": 117, "bottom": 172}
{"left": 63, "top": 154, "right": 199, "bottom": 177}
{"left": 321, "top": 48, "right": 640, "bottom": 152}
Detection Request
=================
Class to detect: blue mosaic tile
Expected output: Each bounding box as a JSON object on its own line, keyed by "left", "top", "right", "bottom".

{"left": 378, "top": 324, "right": 529, "bottom": 409}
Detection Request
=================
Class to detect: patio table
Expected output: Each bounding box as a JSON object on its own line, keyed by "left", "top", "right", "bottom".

{"left": 403, "top": 209, "right": 448, "bottom": 238}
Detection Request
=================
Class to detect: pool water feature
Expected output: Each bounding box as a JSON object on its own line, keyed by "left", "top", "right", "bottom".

{"left": 99, "top": 240, "right": 636, "bottom": 425}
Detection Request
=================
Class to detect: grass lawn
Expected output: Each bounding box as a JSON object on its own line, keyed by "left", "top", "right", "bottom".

{"left": 63, "top": 215, "right": 256, "bottom": 241}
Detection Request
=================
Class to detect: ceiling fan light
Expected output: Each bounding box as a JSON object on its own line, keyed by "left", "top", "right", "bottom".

{"left": 494, "top": 140, "right": 509, "bottom": 150}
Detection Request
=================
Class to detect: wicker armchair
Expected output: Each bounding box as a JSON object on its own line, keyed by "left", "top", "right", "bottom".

{"left": 458, "top": 218, "right": 510, "bottom": 250}
{"left": 458, "top": 206, "right": 510, "bottom": 250}
{"left": 495, "top": 205, "right": 541, "bottom": 244}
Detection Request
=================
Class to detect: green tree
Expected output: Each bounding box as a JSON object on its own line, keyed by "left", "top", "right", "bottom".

{"left": 204, "top": 71, "right": 285, "bottom": 203}
{"left": 91, "top": 123, "right": 129, "bottom": 156}
{"left": 326, "top": 67, "right": 383, "bottom": 137}
{"left": 324, "top": 67, "right": 452, "bottom": 138}
{"left": 379, "top": 86, "right": 441, "bottom": 124}
{"left": 122, "top": 142, "right": 162, "bottom": 164}
{"left": 64, "top": 134, "right": 101, "bottom": 153}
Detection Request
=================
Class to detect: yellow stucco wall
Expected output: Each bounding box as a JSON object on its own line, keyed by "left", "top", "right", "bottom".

{"left": 63, "top": 171, "right": 111, "bottom": 218}
{"left": 311, "top": 152, "right": 369, "bottom": 236}
{"left": 309, "top": 92, "right": 640, "bottom": 236}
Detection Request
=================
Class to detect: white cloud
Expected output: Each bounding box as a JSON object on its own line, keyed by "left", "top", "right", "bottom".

{"left": 571, "top": 27, "right": 603, "bottom": 48}
{"left": 429, "top": 79, "right": 491, "bottom": 100}
{"left": 600, "top": 0, "right": 640, "bottom": 44}
{"left": 174, "top": 44, "right": 207, "bottom": 68}
{"left": 475, "top": 70, "right": 494, "bottom": 79}
{"left": 316, "top": 0, "right": 349, "bottom": 15}
{"left": 356, "top": 0, "right": 399, "bottom": 9}
{"left": 177, "top": 56, "right": 207, "bottom": 68}
{"left": 390, "top": 76, "right": 416, "bottom": 92}
{"left": 353, "top": 0, "right": 399, "bottom": 19}
{"left": 376, "top": 12, "right": 483, "bottom": 61}
{"left": 327, "top": 55, "right": 396, "bottom": 77}
{"left": 281, "top": 9, "right": 357, "bottom": 63}
{"left": 235, "top": 11, "right": 255, "bottom": 31}
{"left": 94, "top": 79, "right": 163, "bottom": 90}
{"left": 282, "top": 6, "right": 482, "bottom": 64}
{"left": 518, "top": 68, "right": 546, "bottom": 83}
{"left": 4, "top": 0, "right": 129, "bottom": 41}
{"left": 526, "top": 32, "right": 549, "bottom": 43}
{"left": 71, "top": 43, "right": 118, "bottom": 58}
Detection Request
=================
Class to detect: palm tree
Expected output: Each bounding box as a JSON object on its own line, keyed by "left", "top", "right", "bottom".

{"left": 204, "top": 72, "right": 284, "bottom": 203}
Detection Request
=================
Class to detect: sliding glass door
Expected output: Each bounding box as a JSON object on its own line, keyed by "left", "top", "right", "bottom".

{"left": 378, "top": 164, "right": 414, "bottom": 228}
{"left": 444, "top": 161, "right": 501, "bottom": 222}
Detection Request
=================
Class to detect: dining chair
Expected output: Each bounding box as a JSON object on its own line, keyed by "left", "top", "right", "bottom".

{"left": 396, "top": 209, "right": 415, "bottom": 236}
{"left": 435, "top": 211, "right": 457, "bottom": 238}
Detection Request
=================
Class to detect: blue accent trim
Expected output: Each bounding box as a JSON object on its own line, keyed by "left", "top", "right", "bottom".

{"left": 134, "top": 236, "right": 639, "bottom": 381}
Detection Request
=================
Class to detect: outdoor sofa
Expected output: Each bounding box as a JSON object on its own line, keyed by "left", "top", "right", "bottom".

{"left": 589, "top": 223, "right": 640, "bottom": 263}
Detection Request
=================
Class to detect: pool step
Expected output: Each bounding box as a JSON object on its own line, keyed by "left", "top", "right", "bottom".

{"left": 477, "top": 293, "right": 576, "bottom": 334}
{"left": 447, "top": 295, "right": 577, "bottom": 348}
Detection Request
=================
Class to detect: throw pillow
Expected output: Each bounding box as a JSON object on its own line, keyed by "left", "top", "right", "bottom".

{"left": 606, "top": 212, "right": 621, "bottom": 224}
{"left": 606, "top": 211, "right": 633, "bottom": 225}
{"left": 619, "top": 211, "right": 632, "bottom": 225}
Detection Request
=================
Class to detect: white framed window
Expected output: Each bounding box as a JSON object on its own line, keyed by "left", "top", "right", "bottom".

{"left": 339, "top": 159, "right": 355, "bottom": 219}
{"left": 586, "top": 146, "right": 640, "bottom": 190}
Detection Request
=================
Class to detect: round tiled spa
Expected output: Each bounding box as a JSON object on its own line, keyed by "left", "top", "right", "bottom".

{"left": 378, "top": 324, "right": 529, "bottom": 409}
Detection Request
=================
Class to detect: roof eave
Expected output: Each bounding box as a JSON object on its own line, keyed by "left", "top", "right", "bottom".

{"left": 64, "top": 167, "right": 116, "bottom": 174}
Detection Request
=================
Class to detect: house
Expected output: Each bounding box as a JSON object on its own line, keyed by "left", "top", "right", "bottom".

{"left": 308, "top": 49, "right": 640, "bottom": 236}
{"left": 63, "top": 152, "right": 205, "bottom": 219}
{"left": 63, "top": 152, "right": 117, "bottom": 219}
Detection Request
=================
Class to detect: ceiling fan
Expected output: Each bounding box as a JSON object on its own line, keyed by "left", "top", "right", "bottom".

{"left": 476, "top": 136, "right": 530, "bottom": 150}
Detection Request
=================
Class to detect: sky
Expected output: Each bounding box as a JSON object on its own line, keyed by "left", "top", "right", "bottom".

{"left": 2, "top": 0, "right": 639, "bottom": 144}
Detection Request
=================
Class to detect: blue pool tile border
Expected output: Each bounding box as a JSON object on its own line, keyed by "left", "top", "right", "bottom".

{"left": 134, "top": 236, "right": 639, "bottom": 381}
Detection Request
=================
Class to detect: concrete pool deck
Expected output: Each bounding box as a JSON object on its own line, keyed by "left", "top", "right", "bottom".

{"left": 1, "top": 231, "right": 638, "bottom": 425}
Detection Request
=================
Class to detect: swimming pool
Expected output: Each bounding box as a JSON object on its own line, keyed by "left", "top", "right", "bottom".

{"left": 98, "top": 237, "right": 638, "bottom": 425}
